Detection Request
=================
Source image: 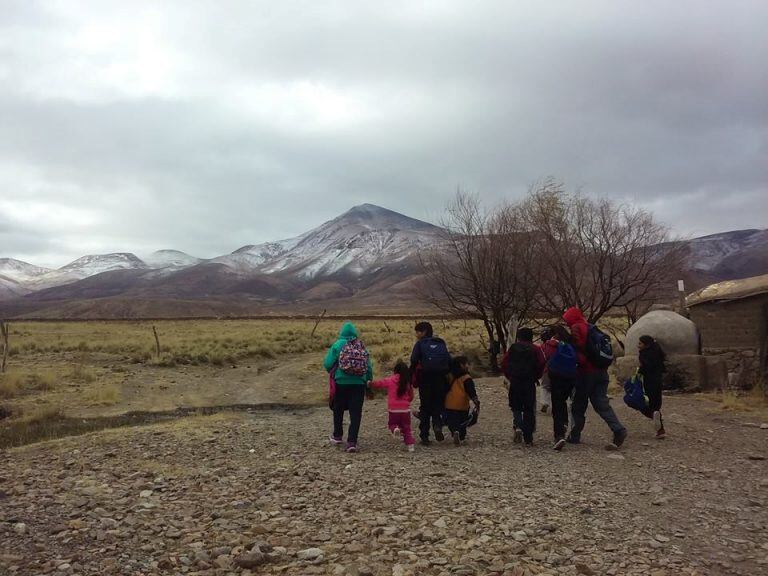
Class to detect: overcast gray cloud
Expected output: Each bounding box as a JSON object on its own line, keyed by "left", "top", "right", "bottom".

{"left": 1, "top": 0, "right": 766, "bottom": 267}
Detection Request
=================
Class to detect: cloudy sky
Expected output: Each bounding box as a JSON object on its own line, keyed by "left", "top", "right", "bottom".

{"left": 1, "top": 1, "right": 766, "bottom": 268}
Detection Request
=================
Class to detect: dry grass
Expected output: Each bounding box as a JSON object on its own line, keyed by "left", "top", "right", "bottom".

{"left": 702, "top": 385, "right": 768, "bottom": 418}
{"left": 5, "top": 319, "right": 490, "bottom": 369}
{"left": 0, "top": 370, "right": 57, "bottom": 398}
{"left": 82, "top": 382, "right": 121, "bottom": 406}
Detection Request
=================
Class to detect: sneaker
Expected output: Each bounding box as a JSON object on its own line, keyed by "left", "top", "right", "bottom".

{"left": 407, "top": 444, "right": 415, "bottom": 452}
{"left": 606, "top": 428, "right": 627, "bottom": 450}
{"left": 653, "top": 411, "right": 663, "bottom": 433}
{"left": 513, "top": 428, "right": 523, "bottom": 444}
{"left": 524, "top": 441, "right": 533, "bottom": 447}
{"left": 433, "top": 423, "right": 445, "bottom": 442}
{"left": 452, "top": 431, "right": 461, "bottom": 446}
{"left": 656, "top": 427, "right": 666, "bottom": 440}
{"left": 420, "top": 437, "right": 431, "bottom": 446}
{"left": 566, "top": 433, "right": 580, "bottom": 445}
{"left": 553, "top": 438, "right": 566, "bottom": 451}
{"left": 391, "top": 426, "right": 402, "bottom": 439}
{"left": 329, "top": 434, "right": 343, "bottom": 445}
{"left": 345, "top": 443, "right": 359, "bottom": 453}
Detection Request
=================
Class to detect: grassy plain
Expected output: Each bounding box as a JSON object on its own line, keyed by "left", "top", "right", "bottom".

{"left": 0, "top": 318, "right": 490, "bottom": 445}
{"left": 2, "top": 316, "right": 760, "bottom": 447}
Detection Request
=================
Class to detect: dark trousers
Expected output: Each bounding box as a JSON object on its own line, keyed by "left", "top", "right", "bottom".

{"left": 509, "top": 380, "right": 536, "bottom": 443}
{"left": 640, "top": 375, "right": 663, "bottom": 418}
{"left": 418, "top": 372, "right": 447, "bottom": 441}
{"left": 332, "top": 385, "right": 366, "bottom": 444}
{"left": 570, "top": 370, "right": 625, "bottom": 440}
{"left": 550, "top": 373, "right": 576, "bottom": 440}
{"left": 444, "top": 409, "right": 469, "bottom": 440}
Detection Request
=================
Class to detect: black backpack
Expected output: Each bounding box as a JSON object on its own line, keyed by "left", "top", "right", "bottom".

{"left": 504, "top": 343, "right": 538, "bottom": 382}
{"left": 419, "top": 337, "right": 451, "bottom": 373}
{"left": 585, "top": 325, "right": 614, "bottom": 369}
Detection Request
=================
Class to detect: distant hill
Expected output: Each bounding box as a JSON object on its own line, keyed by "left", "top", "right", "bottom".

{"left": 0, "top": 204, "right": 765, "bottom": 318}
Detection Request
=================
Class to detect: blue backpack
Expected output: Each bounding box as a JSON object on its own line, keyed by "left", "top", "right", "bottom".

{"left": 547, "top": 342, "right": 577, "bottom": 378}
{"left": 586, "top": 324, "right": 614, "bottom": 369}
{"left": 623, "top": 372, "right": 648, "bottom": 411}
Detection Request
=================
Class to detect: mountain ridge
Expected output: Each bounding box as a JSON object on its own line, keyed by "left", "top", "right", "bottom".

{"left": 0, "top": 204, "right": 766, "bottom": 317}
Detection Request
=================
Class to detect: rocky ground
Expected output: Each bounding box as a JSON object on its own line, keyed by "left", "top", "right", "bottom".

{"left": 1, "top": 378, "right": 767, "bottom": 576}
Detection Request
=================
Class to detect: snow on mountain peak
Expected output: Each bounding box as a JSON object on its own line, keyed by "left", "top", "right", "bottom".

{"left": 686, "top": 229, "right": 767, "bottom": 272}
{"left": 143, "top": 250, "right": 201, "bottom": 269}
{"left": 0, "top": 258, "right": 52, "bottom": 282}
{"left": 59, "top": 253, "right": 148, "bottom": 278}
{"left": 209, "top": 205, "right": 441, "bottom": 279}
{"left": 336, "top": 204, "right": 438, "bottom": 231}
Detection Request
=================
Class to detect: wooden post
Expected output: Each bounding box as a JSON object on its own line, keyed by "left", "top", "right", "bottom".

{"left": 152, "top": 325, "right": 161, "bottom": 358}
{"left": 310, "top": 309, "right": 327, "bottom": 338}
{"left": 0, "top": 320, "right": 8, "bottom": 373}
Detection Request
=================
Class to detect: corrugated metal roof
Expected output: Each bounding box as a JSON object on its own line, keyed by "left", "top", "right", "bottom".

{"left": 686, "top": 273, "right": 768, "bottom": 307}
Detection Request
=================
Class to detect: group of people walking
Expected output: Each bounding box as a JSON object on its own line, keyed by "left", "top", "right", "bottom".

{"left": 323, "top": 307, "right": 667, "bottom": 454}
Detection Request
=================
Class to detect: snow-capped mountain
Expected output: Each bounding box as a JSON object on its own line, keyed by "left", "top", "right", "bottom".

{"left": 1, "top": 204, "right": 766, "bottom": 317}
{"left": 210, "top": 241, "right": 300, "bottom": 272}
{"left": 0, "top": 258, "right": 52, "bottom": 283}
{"left": 58, "top": 252, "right": 148, "bottom": 278}
{"left": 20, "top": 252, "right": 151, "bottom": 291}
{"left": 215, "top": 204, "right": 442, "bottom": 279}
{"left": 684, "top": 229, "right": 768, "bottom": 274}
{"left": 142, "top": 250, "right": 201, "bottom": 269}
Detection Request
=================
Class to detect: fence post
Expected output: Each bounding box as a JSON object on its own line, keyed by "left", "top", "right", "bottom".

{"left": 0, "top": 320, "right": 9, "bottom": 373}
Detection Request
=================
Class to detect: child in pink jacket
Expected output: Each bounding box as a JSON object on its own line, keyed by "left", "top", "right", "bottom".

{"left": 369, "top": 360, "right": 415, "bottom": 451}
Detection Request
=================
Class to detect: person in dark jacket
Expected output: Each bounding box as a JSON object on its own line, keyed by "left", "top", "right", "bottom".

{"left": 563, "top": 307, "right": 627, "bottom": 449}
{"left": 638, "top": 335, "right": 667, "bottom": 439}
{"left": 543, "top": 325, "right": 579, "bottom": 451}
{"left": 410, "top": 321, "right": 451, "bottom": 445}
{"left": 501, "top": 328, "right": 545, "bottom": 446}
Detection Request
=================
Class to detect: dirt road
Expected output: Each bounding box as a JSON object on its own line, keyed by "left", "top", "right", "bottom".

{"left": 1, "top": 378, "right": 767, "bottom": 575}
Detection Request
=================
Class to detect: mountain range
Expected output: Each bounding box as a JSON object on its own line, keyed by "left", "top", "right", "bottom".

{"left": 0, "top": 204, "right": 766, "bottom": 318}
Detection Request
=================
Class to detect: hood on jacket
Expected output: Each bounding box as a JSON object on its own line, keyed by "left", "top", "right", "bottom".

{"left": 563, "top": 307, "right": 586, "bottom": 326}
{"left": 339, "top": 322, "right": 359, "bottom": 340}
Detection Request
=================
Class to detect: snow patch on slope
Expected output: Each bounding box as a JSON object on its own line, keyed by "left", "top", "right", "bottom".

{"left": 686, "top": 229, "right": 766, "bottom": 272}
{"left": 0, "top": 258, "right": 52, "bottom": 283}
{"left": 143, "top": 250, "right": 201, "bottom": 269}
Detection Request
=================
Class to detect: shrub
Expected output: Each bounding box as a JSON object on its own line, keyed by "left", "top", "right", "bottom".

{"left": 27, "top": 371, "right": 57, "bottom": 391}
{"left": 0, "top": 374, "right": 21, "bottom": 399}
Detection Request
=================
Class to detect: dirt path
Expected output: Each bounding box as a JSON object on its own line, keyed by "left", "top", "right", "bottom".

{"left": 71, "top": 353, "right": 325, "bottom": 418}
{"left": 1, "top": 378, "right": 767, "bottom": 576}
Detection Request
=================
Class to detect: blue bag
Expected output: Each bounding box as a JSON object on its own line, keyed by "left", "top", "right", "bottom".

{"left": 623, "top": 372, "right": 649, "bottom": 412}
{"left": 547, "top": 342, "right": 578, "bottom": 378}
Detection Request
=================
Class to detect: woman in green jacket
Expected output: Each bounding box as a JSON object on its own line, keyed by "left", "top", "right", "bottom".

{"left": 324, "top": 322, "right": 373, "bottom": 452}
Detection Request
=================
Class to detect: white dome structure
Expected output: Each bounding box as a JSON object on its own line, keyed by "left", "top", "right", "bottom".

{"left": 625, "top": 310, "right": 700, "bottom": 356}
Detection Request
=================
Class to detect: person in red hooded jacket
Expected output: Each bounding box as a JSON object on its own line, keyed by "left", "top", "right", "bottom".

{"left": 562, "top": 307, "right": 627, "bottom": 449}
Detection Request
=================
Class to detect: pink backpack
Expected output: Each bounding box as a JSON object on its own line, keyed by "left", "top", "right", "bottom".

{"left": 338, "top": 339, "right": 369, "bottom": 376}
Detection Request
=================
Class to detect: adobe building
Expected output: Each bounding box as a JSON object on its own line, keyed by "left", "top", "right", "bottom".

{"left": 616, "top": 307, "right": 726, "bottom": 392}
{"left": 686, "top": 273, "right": 768, "bottom": 392}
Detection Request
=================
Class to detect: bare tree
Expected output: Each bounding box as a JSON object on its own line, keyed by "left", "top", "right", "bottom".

{"left": 420, "top": 192, "right": 541, "bottom": 370}
{"left": 519, "top": 179, "right": 687, "bottom": 324}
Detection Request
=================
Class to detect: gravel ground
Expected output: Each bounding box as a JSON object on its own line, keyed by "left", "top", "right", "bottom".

{"left": 1, "top": 378, "right": 767, "bottom": 576}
